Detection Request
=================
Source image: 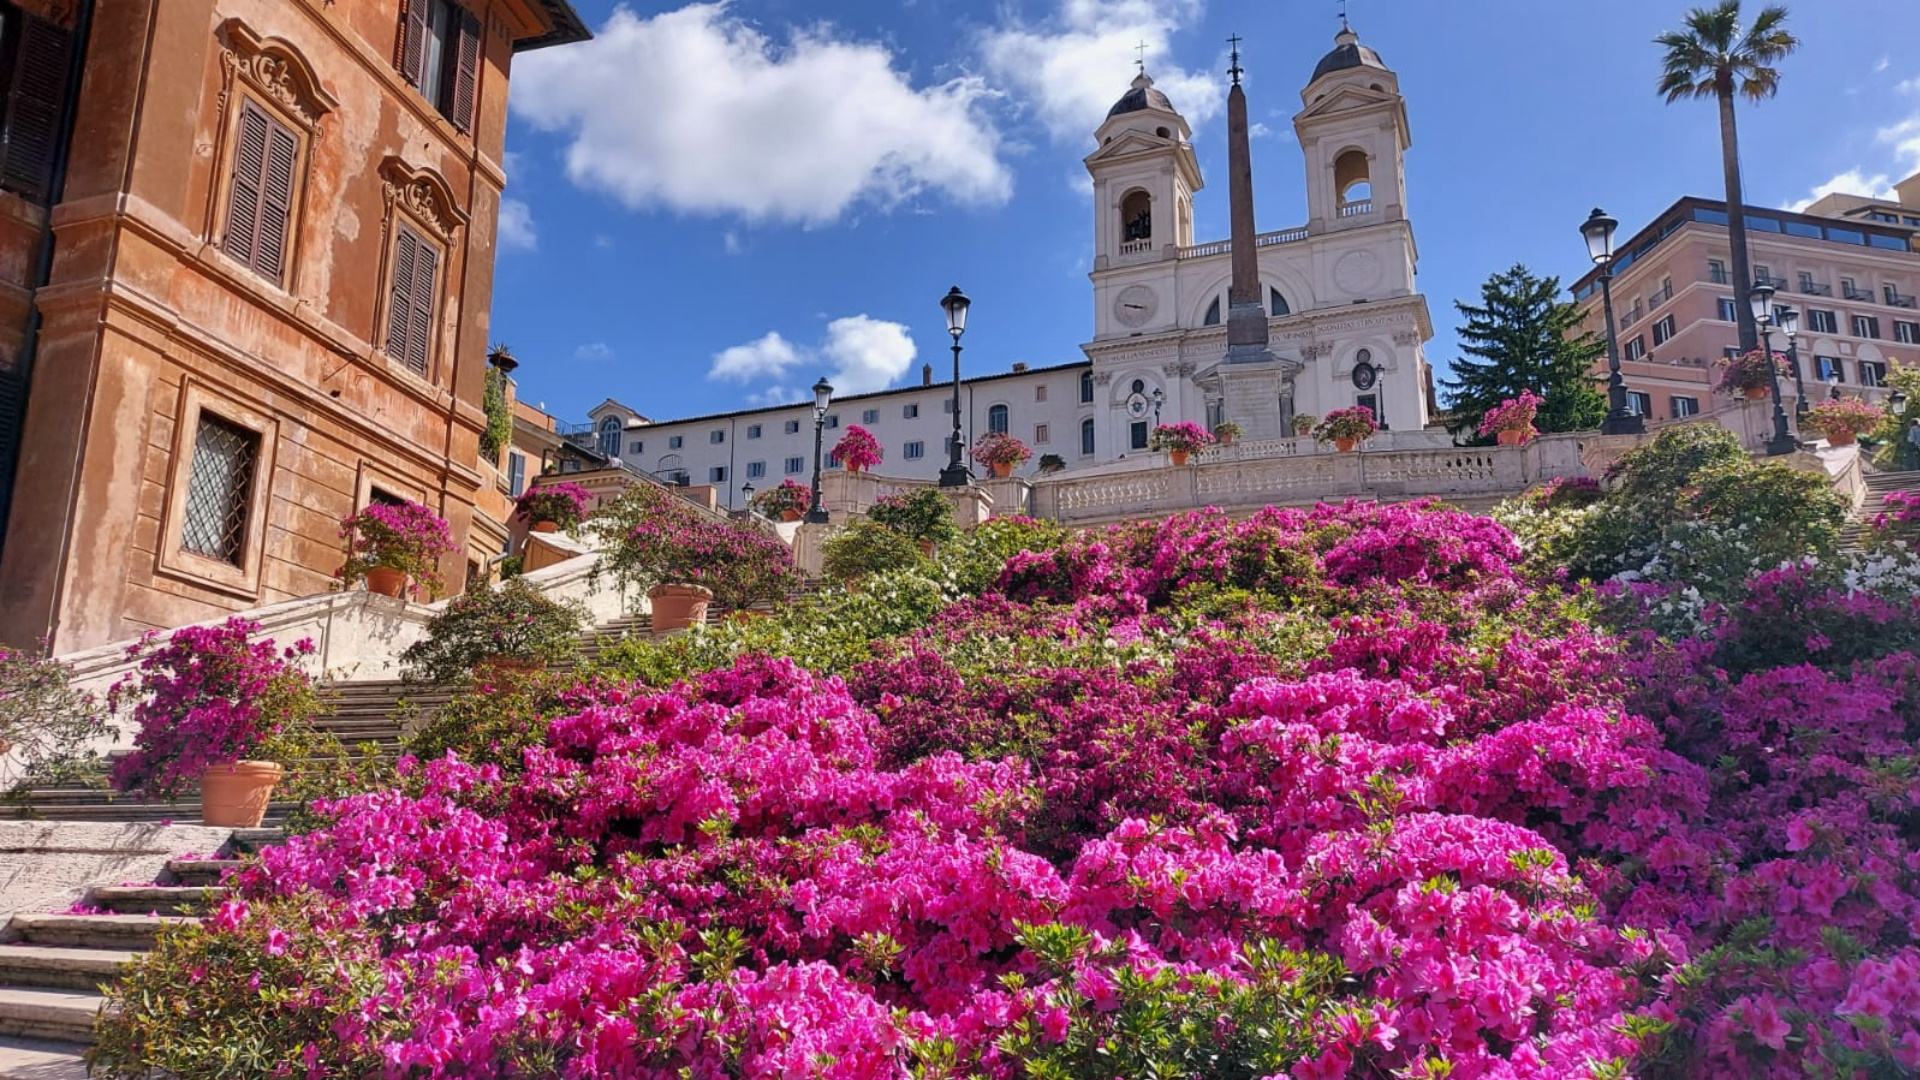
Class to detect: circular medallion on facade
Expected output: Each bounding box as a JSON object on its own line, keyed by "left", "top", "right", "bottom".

{"left": 1126, "top": 392, "right": 1151, "bottom": 419}
{"left": 1351, "top": 362, "right": 1378, "bottom": 391}
{"left": 1333, "top": 250, "right": 1382, "bottom": 295}
{"left": 1114, "top": 285, "right": 1158, "bottom": 328}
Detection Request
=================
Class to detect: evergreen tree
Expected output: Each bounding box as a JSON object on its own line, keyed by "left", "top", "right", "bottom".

{"left": 1440, "top": 264, "right": 1608, "bottom": 441}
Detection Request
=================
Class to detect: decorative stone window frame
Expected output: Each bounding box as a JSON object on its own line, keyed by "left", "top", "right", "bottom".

{"left": 206, "top": 19, "right": 336, "bottom": 286}
{"left": 157, "top": 382, "right": 279, "bottom": 600}
{"left": 353, "top": 462, "right": 428, "bottom": 513}
{"left": 373, "top": 157, "right": 466, "bottom": 384}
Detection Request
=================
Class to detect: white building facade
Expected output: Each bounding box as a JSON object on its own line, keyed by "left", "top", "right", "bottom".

{"left": 586, "top": 26, "right": 1437, "bottom": 507}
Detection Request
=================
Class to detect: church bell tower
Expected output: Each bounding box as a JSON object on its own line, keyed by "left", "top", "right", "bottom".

{"left": 1085, "top": 72, "right": 1201, "bottom": 340}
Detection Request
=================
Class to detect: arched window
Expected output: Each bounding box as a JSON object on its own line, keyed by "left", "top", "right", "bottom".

{"left": 988, "top": 404, "right": 1010, "bottom": 434}
{"left": 1120, "top": 189, "right": 1152, "bottom": 246}
{"left": 1080, "top": 370, "right": 1094, "bottom": 403}
{"left": 1081, "top": 417, "right": 1096, "bottom": 455}
{"left": 597, "top": 416, "right": 621, "bottom": 458}
{"left": 1334, "top": 149, "right": 1372, "bottom": 209}
{"left": 1203, "top": 297, "right": 1221, "bottom": 326}
{"left": 1269, "top": 288, "right": 1290, "bottom": 317}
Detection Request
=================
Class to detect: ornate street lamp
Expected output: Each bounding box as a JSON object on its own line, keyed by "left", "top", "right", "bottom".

{"left": 1749, "top": 280, "right": 1795, "bottom": 455}
{"left": 1580, "top": 209, "right": 1645, "bottom": 435}
{"left": 1777, "top": 306, "right": 1809, "bottom": 420}
{"left": 1152, "top": 387, "right": 1165, "bottom": 424}
{"left": 806, "top": 377, "right": 833, "bottom": 523}
{"left": 740, "top": 481, "right": 755, "bottom": 514}
{"left": 939, "top": 286, "right": 972, "bottom": 487}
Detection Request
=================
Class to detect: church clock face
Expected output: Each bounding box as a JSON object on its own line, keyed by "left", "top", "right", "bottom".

{"left": 1113, "top": 285, "right": 1158, "bottom": 328}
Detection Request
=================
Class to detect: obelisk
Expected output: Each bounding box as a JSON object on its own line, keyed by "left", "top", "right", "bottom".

{"left": 1217, "top": 37, "right": 1296, "bottom": 440}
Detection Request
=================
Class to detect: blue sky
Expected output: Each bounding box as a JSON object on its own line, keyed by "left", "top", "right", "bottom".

{"left": 491, "top": 0, "right": 1920, "bottom": 424}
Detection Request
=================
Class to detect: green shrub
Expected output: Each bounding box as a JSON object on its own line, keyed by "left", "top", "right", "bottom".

{"left": 867, "top": 488, "right": 961, "bottom": 545}
{"left": 822, "top": 519, "right": 925, "bottom": 585}
{"left": 0, "top": 647, "right": 109, "bottom": 796}
{"left": 403, "top": 672, "right": 588, "bottom": 776}
{"left": 399, "top": 578, "right": 587, "bottom": 686}
{"left": 933, "top": 516, "right": 1072, "bottom": 597}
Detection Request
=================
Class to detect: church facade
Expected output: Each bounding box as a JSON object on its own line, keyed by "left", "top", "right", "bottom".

{"left": 587, "top": 26, "right": 1437, "bottom": 497}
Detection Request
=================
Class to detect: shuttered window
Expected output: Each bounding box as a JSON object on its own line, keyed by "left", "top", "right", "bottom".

{"left": 385, "top": 224, "right": 440, "bottom": 375}
{"left": 222, "top": 100, "right": 299, "bottom": 284}
{"left": 398, "top": 0, "right": 481, "bottom": 133}
{"left": 0, "top": 7, "right": 75, "bottom": 205}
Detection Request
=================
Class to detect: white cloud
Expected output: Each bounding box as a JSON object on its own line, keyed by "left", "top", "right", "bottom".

{"left": 709, "top": 316, "right": 916, "bottom": 398}
{"left": 723, "top": 230, "right": 743, "bottom": 255}
{"left": 978, "top": 0, "right": 1223, "bottom": 145}
{"left": 1785, "top": 169, "right": 1897, "bottom": 212}
{"left": 574, "top": 342, "right": 613, "bottom": 361}
{"left": 1875, "top": 57, "right": 1891, "bottom": 75}
{"left": 511, "top": 3, "right": 1011, "bottom": 225}
{"left": 710, "top": 331, "right": 802, "bottom": 382}
{"left": 497, "top": 198, "right": 538, "bottom": 251}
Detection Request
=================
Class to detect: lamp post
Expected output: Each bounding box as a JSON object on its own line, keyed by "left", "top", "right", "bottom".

{"left": 1151, "top": 387, "right": 1165, "bottom": 424}
{"left": 1580, "top": 209, "right": 1646, "bottom": 436}
{"left": 741, "top": 481, "right": 755, "bottom": 515}
{"left": 1827, "top": 373, "right": 1843, "bottom": 401}
{"left": 1778, "top": 306, "right": 1808, "bottom": 420}
{"left": 1749, "top": 281, "right": 1796, "bottom": 456}
{"left": 806, "top": 377, "right": 832, "bottom": 523}
{"left": 939, "top": 286, "right": 973, "bottom": 487}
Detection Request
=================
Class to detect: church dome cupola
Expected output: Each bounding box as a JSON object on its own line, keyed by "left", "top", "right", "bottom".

{"left": 1310, "top": 26, "right": 1388, "bottom": 83}
{"left": 1108, "top": 73, "right": 1177, "bottom": 119}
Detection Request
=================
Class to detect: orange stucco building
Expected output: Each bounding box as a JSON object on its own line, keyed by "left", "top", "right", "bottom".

{"left": 0, "top": 0, "right": 586, "bottom": 652}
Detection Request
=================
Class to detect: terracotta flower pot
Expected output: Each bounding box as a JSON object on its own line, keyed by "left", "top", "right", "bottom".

{"left": 1169, "top": 449, "right": 1191, "bottom": 466}
{"left": 1826, "top": 430, "right": 1858, "bottom": 447}
{"left": 1745, "top": 386, "right": 1769, "bottom": 400}
{"left": 531, "top": 520, "right": 560, "bottom": 534}
{"left": 780, "top": 509, "right": 803, "bottom": 522}
{"left": 364, "top": 567, "right": 408, "bottom": 598}
{"left": 200, "top": 761, "right": 283, "bottom": 828}
{"left": 1495, "top": 428, "right": 1531, "bottom": 446}
{"left": 991, "top": 462, "right": 1013, "bottom": 478}
{"left": 918, "top": 538, "right": 936, "bottom": 557}
{"left": 473, "top": 656, "right": 544, "bottom": 680}
{"left": 1334, "top": 437, "right": 1358, "bottom": 453}
{"left": 649, "top": 583, "right": 713, "bottom": 633}
{"left": 847, "top": 464, "right": 864, "bottom": 475}
{"left": 1216, "top": 433, "right": 1235, "bottom": 446}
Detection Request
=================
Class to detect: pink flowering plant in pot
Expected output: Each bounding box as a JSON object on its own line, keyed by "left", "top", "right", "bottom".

{"left": 106, "top": 617, "right": 321, "bottom": 805}
{"left": 1800, "top": 398, "right": 1883, "bottom": 444}
{"left": 831, "top": 425, "right": 883, "bottom": 472}
{"left": 1715, "top": 348, "right": 1790, "bottom": 396}
{"left": 605, "top": 485, "right": 801, "bottom": 612}
{"left": 750, "top": 479, "right": 812, "bottom": 520}
{"left": 514, "top": 482, "right": 592, "bottom": 531}
{"left": 1311, "top": 404, "right": 1378, "bottom": 446}
{"left": 338, "top": 500, "right": 458, "bottom": 599}
{"left": 1146, "top": 421, "right": 1215, "bottom": 454}
{"left": 969, "top": 430, "right": 1031, "bottom": 474}
{"left": 1477, "top": 390, "right": 1544, "bottom": 443}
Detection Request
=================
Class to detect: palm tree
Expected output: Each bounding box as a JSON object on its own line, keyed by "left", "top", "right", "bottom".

{"left": 1656, "top": 1, "right": 1798, "bottom": 353}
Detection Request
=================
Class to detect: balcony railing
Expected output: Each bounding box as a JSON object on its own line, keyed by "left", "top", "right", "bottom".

{"left": 1708, "top": 269, "right": 1731, "bottom": 284}
{"left": 1844, "top": 286, "right": 1874, "bottom": 301}
{"left": 1799, "top": 281, "right": 1833, "bottom": 296}
{"left": 1337, "top": 200, "right": 1374, "bottom": 218}
{"left": 1649, "top": 284, "right": 1673, "bottom": 305}
{"left": 1119, "top": 239, "right": 1155, "bottom": 256}
{"left": 1177, "top": 226, "right": 1312, "bottom": 260}
{"left": 1886, "top": 290, "right": 1917, "bottom": 309}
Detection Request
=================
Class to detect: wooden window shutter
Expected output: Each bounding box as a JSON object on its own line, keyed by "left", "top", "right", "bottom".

{"left": 387, "top": 227, "right": 420, "bottom": 367}
{"left": 451, "top": 8, "right": 481, "bottom": 133}
{"left": 0, "top": 14, "right": 74, "bottom": 204}
{"left": 397, "top": 0, "right": 428, "bottom": 88}
{"left": 222, "top": 103, "right": 270, "bottom": 269}
{"left": 405, "top": 237, "right": 439, "bottom": 374}
{"left": 256, "top": 122, "right": 299, "bottom": 283}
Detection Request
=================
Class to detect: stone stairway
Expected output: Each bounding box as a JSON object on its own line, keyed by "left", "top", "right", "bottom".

{"left": 0, "top": 832, "right": 275, "bottom": 1071}
{"left": 1841, "top": 469, "right": 1920, "bottom": 549}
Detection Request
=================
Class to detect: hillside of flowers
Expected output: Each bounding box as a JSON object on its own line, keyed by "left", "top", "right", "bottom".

{"left": 92, "top": 430, "right": 1920, "bottom": 1079}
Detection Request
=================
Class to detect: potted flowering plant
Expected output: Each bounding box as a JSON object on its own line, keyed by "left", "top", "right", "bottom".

{"left": 400, "top": 578, "right": 587, "bottom": 684}
{"left": 516, "top": 482, "right": 592, "bottom": 533}
{"left": 1478, "top": 390, "right": 1544, "bottom": 446}
{"left": 1148, "top": 422, "right": 1215, "bottom": 465}
{"left": 107, "top": 617, "right": 322, "bottom": 827}
{"left": 832, "top": 425, "right": 883, "bottom": 473}
{"left": 1211, "top": 421, "right": 1243, "bottom": 446}
{"left": 1312, "top": 406, "right": 1378, "bottom": 451}
{"left": 970, "top": 431, "right": 1031, "bottom": 477}
{"left": 751, "top": 479, "right": 813, "bottom": 521}
{"left": 1716, "top": 348, "right": 1790, "bottom": 398}
{"left": 338, "top": 501, "right": 457, "bottom": 599}
{"left": 1036, "top": 453, "right": 1067, "bottom": 475}
{"left": 1291, "top": 413, "right": 1318, "bottom": 437}
{"left": 1801, "top": 398, "right": 1883, "bottom": 447}
{"left": 619, "top": 513, "right": 801, "bottom": 630}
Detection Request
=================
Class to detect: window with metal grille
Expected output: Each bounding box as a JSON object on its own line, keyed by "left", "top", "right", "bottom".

{"left": 1129, "top": 421, "right": 1148, "bottom": 450}
{"left": 385, "top": 223, "right": 440, "bottom": 374}
{"left": 180, "top": 413, "right": 259, "bottom": 565}
{"left": 222, "top": 100, "right": 299, "bottom": 284}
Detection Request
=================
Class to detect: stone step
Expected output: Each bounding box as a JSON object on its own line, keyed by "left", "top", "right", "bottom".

{"left": 164, "top": 859, "right": 243, "bottom": 887}
{"left": 0, "top": 1035, "right": 91, "bottom": 1079}
{"left": 87, "top": 887, "right": 224, "bottom": 918}
{"left": 0, "top": 946, "right": 137, "bottom": 993}
{"left": 5, "top": 915, "right": 192, "bottom": 951}
{"left": 0, "top": 987, "right": 101, "bottom": 1044}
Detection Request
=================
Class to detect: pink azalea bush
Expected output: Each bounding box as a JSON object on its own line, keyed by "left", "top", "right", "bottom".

{"left": 1801, "top": 398, "right": 1884, "bottom": 442}
{"left": 1311, "top": 406, "right": 1377, "bottom": 445}
{"left": 106, "top": 618, "right": 318, "bottom": 800}
{"left": 92, "top": 491, "right": 1920, "bottom": 1079}
{"left": 1715, "top": 349, "right": 1790, "bottom": 395}
{"left": 1146, "top": 421, "right": 1214, "bottom": 454}
{"left": 970, "top": 431, "right": 1031, "bottom": 470}
{"left": 622, "top": 513, "right": 800, "bottom": 611}
{"left": 1871, "top": 489, "right": 1920, "bottom": 546}
{"left": 338, "top": 500, "right": 459, "bottom": 597}
{"left": 750, "top": 478, "right": 812, "bottom": 517}
{"left": 832, "top": 426, "right": 884, "bottom": 471}
{"left": 1477, "top": 390, "right": 1543, "bottom": 438}
{"left": 515, "top": 482, "right": 593, "bottom": 529}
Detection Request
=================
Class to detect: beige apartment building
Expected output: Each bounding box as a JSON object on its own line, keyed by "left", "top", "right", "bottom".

{"left": 1571, "top": 175, "right": 1920, "bottom": 425}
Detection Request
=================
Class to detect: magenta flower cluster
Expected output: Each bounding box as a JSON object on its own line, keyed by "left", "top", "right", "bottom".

{"left": 832, "top": 426, "right": 884, "bottom": 471}
{"left": 625, "top": 513, "right": 800, "bottom": 611}
{"left": 1870, "top": 489, "right": 1920, "bottom": 541}
{"left": 515, "top": 482, "right": 593, "bottom": 528}
{"left": 1477, "top": 390, "right": 1544, "bottom": 437}
{"left": 970, "top": 431, "right": 1032, "bottom": 469}
{"left": 107, "top": 617, "right": 316, "bottom": 800}
{"left": 1146, "top": 422, "right": 1214, "bottom": 454}
{"left": 338, "top": 500, "right": 458, "bottom": 596}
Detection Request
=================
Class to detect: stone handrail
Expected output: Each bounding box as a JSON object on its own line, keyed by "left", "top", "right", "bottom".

{"left": 1178, "top": 225, "right": 1310, "bottom": 260}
